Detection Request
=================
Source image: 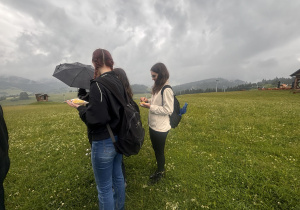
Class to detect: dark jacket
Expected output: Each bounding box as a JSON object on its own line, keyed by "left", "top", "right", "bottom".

{"left": 78, "top": 88, "right": 89, "bottom": 101}
{"left": 77, "top": 71, "right": 125, "bottom": 141}
{"left": 0, "top": 105, "right": 9, "bottom": 159}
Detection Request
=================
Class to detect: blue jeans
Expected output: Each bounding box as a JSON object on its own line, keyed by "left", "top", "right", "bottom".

{"left": 91, "top": 137, "right": 125, "bottom": 210}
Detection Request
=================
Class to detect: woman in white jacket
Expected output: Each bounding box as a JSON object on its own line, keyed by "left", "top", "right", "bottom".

{"left": 140, "top": 63, "right": 174, "bottom": 184}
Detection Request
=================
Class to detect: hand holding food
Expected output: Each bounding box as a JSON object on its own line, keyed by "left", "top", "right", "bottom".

{"left": 66, "top": 98, "right": 88, "bottom": 108}
{"left": 140, "top": 97, "right": 148, "bottom": 103}
{"left": 140, "top": 102, "right": 150, "bottom": 108}
{"left": 70, "top": 98, "right": 89, "bottom": 105}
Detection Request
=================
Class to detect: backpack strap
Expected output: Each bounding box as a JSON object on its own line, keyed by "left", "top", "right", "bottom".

{"left": 161, "top": 85, "right": 172, "bottom": 106}
{"left": 106, "top": 124, "right": 116, "bottom": 143}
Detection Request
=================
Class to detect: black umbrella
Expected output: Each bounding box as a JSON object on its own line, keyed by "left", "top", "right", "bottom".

{"left": 53, "top": 62, "right": 94, "bottom": 89}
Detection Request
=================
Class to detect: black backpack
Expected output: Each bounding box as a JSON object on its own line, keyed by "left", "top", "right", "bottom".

{"left": 161, "top": 85, "right": 181, "bottom": 128}
{"left": 100, "top": 79, "right": 145, "bottom": 157}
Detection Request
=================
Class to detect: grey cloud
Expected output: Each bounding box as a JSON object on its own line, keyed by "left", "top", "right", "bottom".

{"left": 0, "top": 0, "right": 299, "bottom": 86}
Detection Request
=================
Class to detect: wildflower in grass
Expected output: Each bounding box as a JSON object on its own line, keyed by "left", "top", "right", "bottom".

{"left": 166, "top": 201, "right": 179, "bottom": 209}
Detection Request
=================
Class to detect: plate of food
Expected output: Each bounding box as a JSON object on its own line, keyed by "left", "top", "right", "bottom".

{"left": 69, "top": 98, "right": 89, "bottom": 106}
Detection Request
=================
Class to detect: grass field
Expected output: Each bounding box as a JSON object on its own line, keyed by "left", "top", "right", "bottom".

{"left": 1, "top": 90, "right": 299, "bottom": 209}
{"left": 0, "top": 92, "right": 78, "bottom": 106}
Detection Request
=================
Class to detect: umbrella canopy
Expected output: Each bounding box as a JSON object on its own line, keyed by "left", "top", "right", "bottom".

{"left": 53, "top": 62, "right": 94, "bottom": 89}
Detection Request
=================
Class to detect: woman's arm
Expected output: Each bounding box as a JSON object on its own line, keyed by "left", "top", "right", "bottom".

{"left": 140, "top": 96, "right": 151, "bottom": 109}
{"left": 150, "top": 88, "right": 174, "bottom": 115}
{"left": 68, "top": 82, "right": 110, "bottom": 128}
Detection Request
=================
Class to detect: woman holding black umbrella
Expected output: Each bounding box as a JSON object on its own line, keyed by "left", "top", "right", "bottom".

{"left": 67, "top": 49, "right": 125, "bottom": 210}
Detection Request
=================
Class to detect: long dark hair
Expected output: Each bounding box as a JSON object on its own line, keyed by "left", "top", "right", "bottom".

{"left": 92, "top": 49, "right": 114, "bottom": 78}
{"left": 113, "top": 68, "right": 133, "bottom": 99}
{"left": 151, "top": 63, "right": 169, "bottom": 94}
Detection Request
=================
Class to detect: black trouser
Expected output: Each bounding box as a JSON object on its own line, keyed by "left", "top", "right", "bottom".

{"left": 0, "top": 156, "right": 10, "bottom": 210}
{"left": 149, "top": 127, "right": 169, "bottom": 172}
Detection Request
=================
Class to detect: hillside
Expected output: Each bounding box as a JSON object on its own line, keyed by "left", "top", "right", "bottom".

{"left": 131, "top": 84, "right": 149, "bottom": 94}
{"left": 0, "top": 75, "right": 293, "bottom": 97}
{"left": 0, "top": 75, "right": 147, "bottom": 96}
{"left": 172, "top": 78, "right": 245, "bottom": 92}
{"left": 0, "top": 76, "right": 74, "bottom": 96}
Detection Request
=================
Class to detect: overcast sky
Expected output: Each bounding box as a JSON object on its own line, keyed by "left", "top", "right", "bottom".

{"left": 0, "top": 0, "right": 299, "bottom": 86}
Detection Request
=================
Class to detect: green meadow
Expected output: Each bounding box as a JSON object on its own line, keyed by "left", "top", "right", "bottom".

{"left": 1, "top": 90, "right": 299, "bottom": 209}
{"left": 0, "top": 92, "right": 78, "bottom": 106}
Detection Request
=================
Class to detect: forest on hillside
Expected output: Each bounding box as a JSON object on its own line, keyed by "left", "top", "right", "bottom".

{"left": 175, "top": 77, "right": 294, "bottom": 95}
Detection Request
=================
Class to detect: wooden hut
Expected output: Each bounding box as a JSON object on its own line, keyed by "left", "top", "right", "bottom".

{"left": 35, "top": 94, "right": 49, "bottom": 102}
{"left": 290, "top": 69, "right": 300, "bottom": 89}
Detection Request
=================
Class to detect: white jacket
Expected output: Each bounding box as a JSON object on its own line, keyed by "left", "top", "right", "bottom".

{"left": 148, "top": 83, "right": 174, "bottom": 132}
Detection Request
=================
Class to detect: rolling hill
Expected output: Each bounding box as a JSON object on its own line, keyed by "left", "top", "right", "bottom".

{"left": 0, "top": 75, "right": 74, "bottom": 96}
{"left": 0, "top": 75, "right": 246, "bottom": 96}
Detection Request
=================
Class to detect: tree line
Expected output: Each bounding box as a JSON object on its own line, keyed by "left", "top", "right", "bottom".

{"left": 175, "top": 77, "right": 294, "bottom": 95}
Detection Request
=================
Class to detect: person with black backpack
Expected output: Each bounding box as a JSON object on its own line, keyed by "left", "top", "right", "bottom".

{"left": 113, "top": 67, "right": 141, "bottom": 185}
{"left": 140, "top": 63, "right": 174, "bottom": 184}
{"left": 76, "top": 68, "right": 139, "bottom": 187}
{"left": 67, "top": 49, "right": 126, "bottom": 210}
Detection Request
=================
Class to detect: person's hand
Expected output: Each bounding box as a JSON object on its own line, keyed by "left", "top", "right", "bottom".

{"left": 140, "top": 102, "right": 150, "bottom": 109}
{"left": 66, "top": 100, "right": 80, "bottom": 108}
{"left": 140, "top": 97, "right": 148, "bottom": 103}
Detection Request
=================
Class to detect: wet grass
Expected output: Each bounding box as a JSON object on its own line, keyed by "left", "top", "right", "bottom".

{"left": 2, "top": 90, "right": 300, "bottom": 209}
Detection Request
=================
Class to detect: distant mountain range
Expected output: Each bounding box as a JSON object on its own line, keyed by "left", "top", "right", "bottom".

{"left": 0, "top": 75, "right": 246, "bottom": 96}
{"left": 0, "top": 76, "right": 74, "bottom": 96}
{"left": 131, "top": 84, "right": 149, "bottom": 94}
{"left": 172, "top": 78, "right": 246, "bottom": 92}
